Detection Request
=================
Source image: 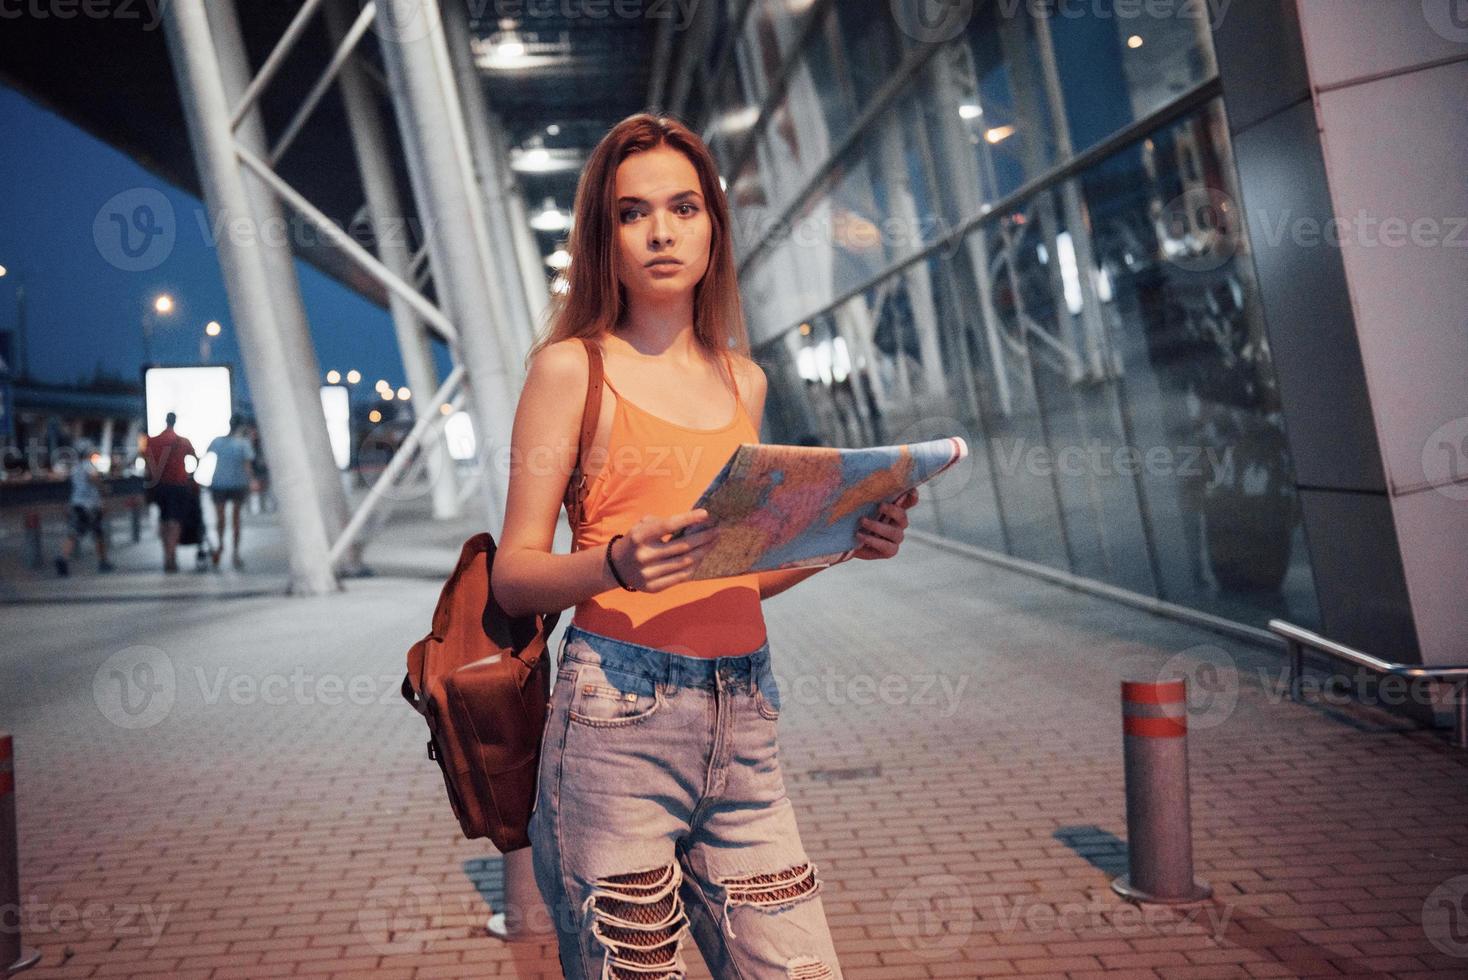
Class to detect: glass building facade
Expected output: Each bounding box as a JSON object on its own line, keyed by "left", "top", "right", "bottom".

{"left": 695, "top": 0, "right": 1322, "bottom": 632}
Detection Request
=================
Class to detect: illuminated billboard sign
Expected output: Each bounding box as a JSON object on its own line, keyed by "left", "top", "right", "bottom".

{"left": 143, "top": 365, "right": 233, "bottom": 484}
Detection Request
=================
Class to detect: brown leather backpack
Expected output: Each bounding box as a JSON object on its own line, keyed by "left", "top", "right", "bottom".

{"left": 401, "top": 338, "right": 604, "bottom": 852}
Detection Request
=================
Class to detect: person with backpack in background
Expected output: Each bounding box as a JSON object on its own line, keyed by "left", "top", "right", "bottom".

{"left": 144, "top": 411, "right": 199, "bottom": 573}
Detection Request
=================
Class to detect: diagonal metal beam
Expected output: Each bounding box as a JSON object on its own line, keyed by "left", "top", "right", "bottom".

{"left": 328, "top": 363, "right": 466, "bottom": 566}
{"left": 234, "top": 142, "right": 459, "bottom": 344}
{"left": 229, "top": 0, "right": 328, "bottom": 131}
{"left": 409, "top": 246, "right": 431, "bottom": 288}
{"left": 270, "top": 0, "right": 378, "bottom": 165}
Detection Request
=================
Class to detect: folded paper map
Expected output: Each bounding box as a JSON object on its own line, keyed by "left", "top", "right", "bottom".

{"left": 670, "top": 436, "right": 968, "bottom": 580}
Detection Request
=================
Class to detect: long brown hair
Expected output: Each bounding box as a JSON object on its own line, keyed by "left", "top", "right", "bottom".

{"left": 524, "top": 112, "right": 748, "bottom": 390}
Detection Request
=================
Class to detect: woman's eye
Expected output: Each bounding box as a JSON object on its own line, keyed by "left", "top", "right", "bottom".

{"left": 621, "top": 204, "right": 697, "bottom": 222}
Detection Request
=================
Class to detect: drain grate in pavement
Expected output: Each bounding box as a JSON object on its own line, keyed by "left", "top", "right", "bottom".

{"left": 804, "top": 765, "right": 882, "bottom": 783}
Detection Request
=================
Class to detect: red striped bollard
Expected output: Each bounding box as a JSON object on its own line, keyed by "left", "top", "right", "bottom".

{"left": 2, "top": 733, "right": 41, "bottom": 976}
{"left": 1111, "top": 680, "right": 1212, "bottom": 905}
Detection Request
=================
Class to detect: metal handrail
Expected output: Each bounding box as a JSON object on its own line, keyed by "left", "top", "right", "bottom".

{"left": 1268, "top": 619, "right": 1468, "bottom": 749}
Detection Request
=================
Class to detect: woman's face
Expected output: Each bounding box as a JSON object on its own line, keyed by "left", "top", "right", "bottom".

{"left": 612, "top": 144, "right": 712, "bottom": 304}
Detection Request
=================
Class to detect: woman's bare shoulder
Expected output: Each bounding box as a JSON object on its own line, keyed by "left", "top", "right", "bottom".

{"left": 725, "top": 350, "right": 766, "bottom": 391}
{"left": 719, "top": 350, "right": 766, "bottom": 422}
{"left": 526, "top": 337, "right": 594, "bottom": 390}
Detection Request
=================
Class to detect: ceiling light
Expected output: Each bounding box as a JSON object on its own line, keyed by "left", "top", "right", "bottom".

{"left": 493, "top": 18, "right": 524, "bottom": 58}
{"left": 472, "top": 18, "right": 572, "bottom": 70}
{"left": 713, "top": 106, "right": 759, "bottom": 139}
{"left": 511, "top": 134, "right": 582, "bottom": 173}
{"left": 530, "top": 197, "right": 570, "bottom": 232}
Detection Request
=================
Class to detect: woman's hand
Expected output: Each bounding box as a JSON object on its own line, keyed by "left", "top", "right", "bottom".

{"left": 850, "top": 488, "right": 917, "bottom": 561}
{"left": 610, "top": 508, "right": 721, "bottom": 592}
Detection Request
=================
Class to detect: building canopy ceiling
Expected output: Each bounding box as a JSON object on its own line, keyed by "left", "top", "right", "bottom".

{"left": 0, "top": 0, "right": 669, "bottom": 308}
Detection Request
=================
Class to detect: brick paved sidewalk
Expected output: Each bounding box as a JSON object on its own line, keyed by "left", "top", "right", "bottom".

{"left": 3, "top": 526, "right": 1466, "bottom": 979}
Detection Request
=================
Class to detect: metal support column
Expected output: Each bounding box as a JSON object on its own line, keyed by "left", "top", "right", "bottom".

{"left": 376, "top": 0, "right": 522, "bottom": 531}
{"left": 666, "top": 0, "right": 714, "bottom": 120}
{"left": 870, "top": 109, "right": 949, "bottom": 401}
{"left": 439, "top": 0, "right": 537, "bottom": 368}
{"left": 162, "top": 0, "right": 340, "bottom": 595}
{"left": 325, "top": 0, "right": 461, "bottom": 521}
{"left": 206, "top": 0, "right": 366, "bottom": 573}
{"left": 1031, "top": 10, "right": 1114, "bottom": 382}
{"left": 918, "top": 42, "right": 998, "bottom": 420}
{"left": 486, "top": 108, "right": 550, "bottom": 337}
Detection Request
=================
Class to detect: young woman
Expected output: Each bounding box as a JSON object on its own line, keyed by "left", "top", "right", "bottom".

{"left": 494, "top": 113, "right": 917, "bottom": 980}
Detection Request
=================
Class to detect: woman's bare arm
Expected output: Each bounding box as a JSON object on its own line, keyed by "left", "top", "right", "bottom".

{"left": 757, "top": 565, "right": 825, "bottom": 599}
{"left": 491, "top": 341, "right": 621, "bottom": 618}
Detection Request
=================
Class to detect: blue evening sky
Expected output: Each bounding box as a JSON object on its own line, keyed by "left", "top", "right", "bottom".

{"left": 0, "top": 83, "right": 437, "bottom": 406}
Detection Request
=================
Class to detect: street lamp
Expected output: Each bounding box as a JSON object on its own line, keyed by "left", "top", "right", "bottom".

{"left": 142, "top": 292, "right": 176, "bottom": 365}
{"left": 200, "top": 320, "right": 222, "bottom": 362}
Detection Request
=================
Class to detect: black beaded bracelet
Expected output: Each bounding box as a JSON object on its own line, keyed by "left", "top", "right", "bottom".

{"left": 605, "top": 533, "right": 637, "bottom": 591}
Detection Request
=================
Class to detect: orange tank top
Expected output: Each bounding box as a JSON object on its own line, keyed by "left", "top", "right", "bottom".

{"left": 571, "top": 355, "right": 768, "bottom": 658}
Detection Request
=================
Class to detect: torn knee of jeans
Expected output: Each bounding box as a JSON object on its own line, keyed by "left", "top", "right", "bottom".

{"left": 581, "top": 861, "right": 689, "bottom": 979}
{"left": 714, "top": 861, "right": 822, "bottom": 939}
{"left": 785, "top": 954, "right": 835, "bottom": 979}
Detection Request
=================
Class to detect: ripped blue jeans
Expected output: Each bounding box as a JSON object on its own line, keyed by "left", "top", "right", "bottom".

{"left": 528, "top": 622, "right": 843, "bottom": 980}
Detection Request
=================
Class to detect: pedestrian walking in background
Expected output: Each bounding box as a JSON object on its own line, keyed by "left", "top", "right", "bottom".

{"left": 143, "top": 411, "right": 199, "bottom": 573}
{"left": 55, "top": 439, "right": 114, "bottom": 576}
{"left": 247, "top": 423, "right": 274, "bottom": 514}
{"left": 206, "top": 413, "right": 255, "bottom": 570}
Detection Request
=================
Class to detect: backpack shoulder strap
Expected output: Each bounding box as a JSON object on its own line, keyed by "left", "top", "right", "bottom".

{"left": 565, "top": 337, "right": 604, "bottom": 533}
